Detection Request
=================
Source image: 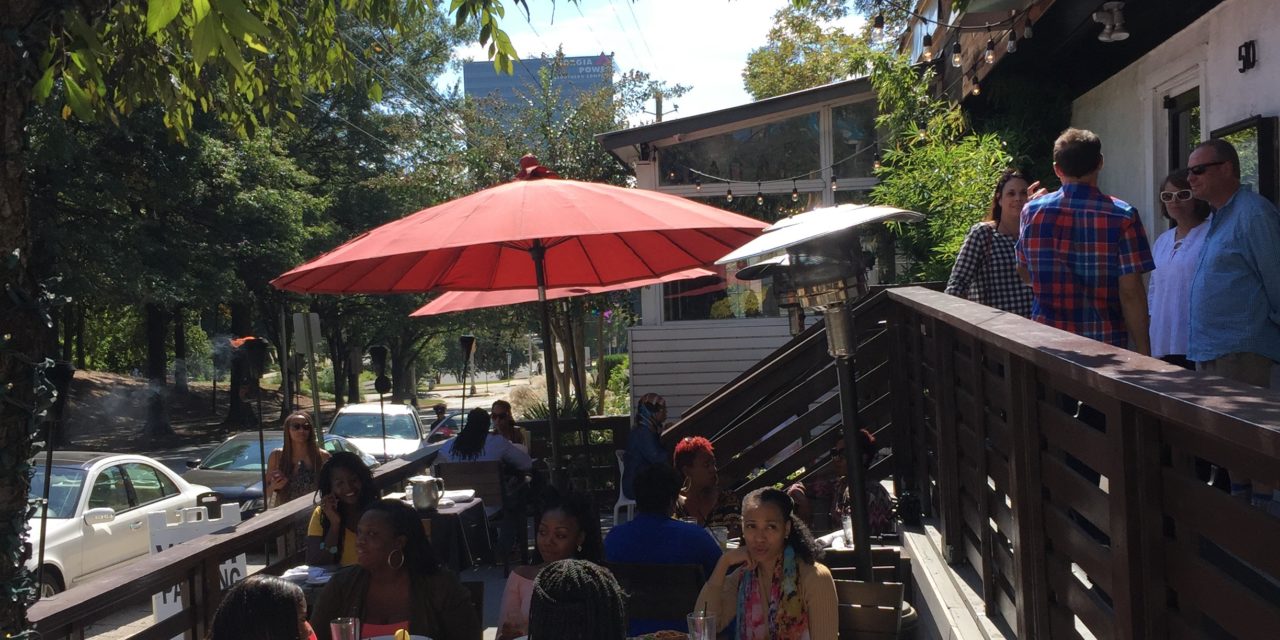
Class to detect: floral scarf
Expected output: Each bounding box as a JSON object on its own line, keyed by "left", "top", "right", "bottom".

{"left": 735, "top": 546, "right": 809, "bottom": 640}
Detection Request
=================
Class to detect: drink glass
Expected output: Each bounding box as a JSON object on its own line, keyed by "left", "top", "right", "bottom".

{"left": 687, "top": 612, "right": 716, "bottom": 640}
{"left": 709, "top": 526, "right": 729, "bottom": 551}
{"left": 330, "top": 617, "right": 360, "bottom": 640}
{"left": 842, "top": 513, "right": 854, "bottom": 548}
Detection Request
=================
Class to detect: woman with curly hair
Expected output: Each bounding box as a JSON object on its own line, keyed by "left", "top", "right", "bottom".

{"left": 208, "top": 574, "right": 313, "bottom": 640}
{"left": 695, "top": 488, "right": 838, "bottom": 640}
{"left": 528, "top": 559, "right": 627, "bottom": 640}
{"left": 497, "top": 492, "right": 603, "bottom": 640}
{"left": 310, "top": 499, "right": 480, "bottom": 640}
{"left": 305, "top": 451, "right": 378, "bottom": 567}
{"left": 674, "top": 436, "right": 742, "bottom": 539}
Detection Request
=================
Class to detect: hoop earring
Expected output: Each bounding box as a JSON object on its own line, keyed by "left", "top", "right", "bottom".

{"left": 387, "top": 548, "right": 405, "bottom": 570}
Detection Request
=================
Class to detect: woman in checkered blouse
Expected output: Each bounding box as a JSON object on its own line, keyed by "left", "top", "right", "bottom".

{"left": 945, "top": 169, "right": 1037, "bottom": 317}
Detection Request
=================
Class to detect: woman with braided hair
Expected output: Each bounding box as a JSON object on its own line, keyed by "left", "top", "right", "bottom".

{"left": 695, "top": 488, "right": 838, "bottom": 640}
{"left": 527, "top": 559, "right": 627, "bottom": 640}
{"left": 310, "top": 499, "right": 480, "bottom": 640}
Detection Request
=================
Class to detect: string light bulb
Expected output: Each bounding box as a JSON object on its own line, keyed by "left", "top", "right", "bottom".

{"left": 951, "top": 41, "right": 962, "bottom": 68}
{"left": 985, "top": 37, "right": 996, "bottom": 64}
{"left": 971, "top": 74, "right": 981, "bottom": 96}
{"left": 873, "top": 154, "right": 882, "bottom": 171}
{"left": 726, "top": 188, "right": 734, "bottom": 203}
{"left": 1024, "top": 17, "right": 1034, "bottom": 40}
{"left": 791, "top": 180, "right": 800, "bottom": 202}
{"left": 922, "top": 33, "right": 934, "bottom": 62}
{"left": 831, "top": 176, "right": 838, "bottom": 192}
{"left": 756, "top": 182, "right": 764, "bottom": 206}
{"left": 1007, "top": 30, "right": 1018, "bottom": 54}
{"left": 694, "top": 177, "right": 702, "bottom": 191}
{"left": 873, "top": 13, "right": 885, "bottom": 37}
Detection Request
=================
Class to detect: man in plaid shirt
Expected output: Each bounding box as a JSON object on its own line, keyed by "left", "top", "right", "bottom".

{"left": 1016, "top": 128, "right": 1155, "bottom": 354}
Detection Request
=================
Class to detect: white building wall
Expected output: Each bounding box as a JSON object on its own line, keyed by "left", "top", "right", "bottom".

{"left": 1071, "top": 0, "right": 1280, "bottom": 235}
{"left": 629, "top": 317, "right": 793, "bottom": 419}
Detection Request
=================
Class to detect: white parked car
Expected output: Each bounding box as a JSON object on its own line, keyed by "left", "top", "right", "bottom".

{"left": 25, "top": 452, "right": 213, "bottom": 597}
{"left": 326, "top": 401, "right": 450, "bottom": 462}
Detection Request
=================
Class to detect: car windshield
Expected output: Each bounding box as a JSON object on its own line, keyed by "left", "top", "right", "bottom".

{"left": 29, "top": 466, "right": 87, "bottom": 519}
{"left": 200, "top": 437, "right": 285, "bottom": 471}
{"left": 329, "top": 413, "right": 419, "bottom": 440}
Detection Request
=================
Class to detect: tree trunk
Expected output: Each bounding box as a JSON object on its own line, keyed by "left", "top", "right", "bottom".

{"left": 390, "top": 346, "right": 412, "bottom": 402}
{"left": 327, "top": 332, "right": 346, "bottom": 411}
{"left": 144, "top": 303, "right": 174, "bottom": 437}
{"left": 75, "top": 305, "right": 86, "bottom": 369}
{"left": 595, "top": 316, "right": 607, "bottom": 415}
{"left": 226, "top": 301, "right": 253, "bottom": 426}
{"left": 173, "top": 306, "right": 188, "bottom": 394}
{"left": 62, "top": 303, "right": 74, "bottom": 362}
{"left": 347, "top": 346, "right": 361, "bottom": 405}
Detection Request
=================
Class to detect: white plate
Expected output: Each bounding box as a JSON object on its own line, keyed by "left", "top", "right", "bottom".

{"left": 442, "top": 489, "right": 475, "bottom": 503}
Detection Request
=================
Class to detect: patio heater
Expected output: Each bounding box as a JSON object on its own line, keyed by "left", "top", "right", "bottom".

{"left": 719, "top": 204, "right": 924, "bottom": 581}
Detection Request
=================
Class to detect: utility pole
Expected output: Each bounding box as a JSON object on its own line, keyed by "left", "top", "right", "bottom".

{"left": 654, "top": 90, "right": 664, "bottom": 122}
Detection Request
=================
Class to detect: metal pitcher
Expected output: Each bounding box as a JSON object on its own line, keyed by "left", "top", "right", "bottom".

{"left": 409, "top": 475, "right": 444, "bottom": 510}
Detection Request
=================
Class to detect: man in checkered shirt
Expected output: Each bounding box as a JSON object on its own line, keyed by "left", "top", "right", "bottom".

{"left": 1016, "top": 128, "right": 1155, "bottom": 354}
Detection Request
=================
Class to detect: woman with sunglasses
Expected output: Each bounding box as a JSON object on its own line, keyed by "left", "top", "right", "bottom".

{"left": 266, "top": 411, "right": 330, "bottom": 508}
{"left": 1149, "top": 169, "right": 1213, "bottom": 368}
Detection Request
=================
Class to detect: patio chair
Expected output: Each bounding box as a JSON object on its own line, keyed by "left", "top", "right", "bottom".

{"left": 612, "top": 449, "right": 636, "bottom": 525}
{"left": 605, "top": 562, "right": 705, "bottom": 620}
{"left": 835, "top": 580, "right": 904, "bottom": 640}
{"left": 825, "top": 547, "right": 903, "bottom": 582}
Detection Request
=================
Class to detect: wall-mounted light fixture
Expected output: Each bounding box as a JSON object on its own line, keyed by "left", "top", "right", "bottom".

{"left": 1093, "top": 2, "right": 1130, "bottom": 43}
{"left": 1239, "top": 40, "right": 1258, "bottom": 73}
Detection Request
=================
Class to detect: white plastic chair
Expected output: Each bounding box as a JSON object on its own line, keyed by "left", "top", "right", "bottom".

{"left": 613, "top": 449, "right": 636, "bottom": 525}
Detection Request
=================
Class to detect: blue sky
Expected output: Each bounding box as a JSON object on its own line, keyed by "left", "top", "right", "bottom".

{"left": 438, "top": 0, "right": 866, "bottom": 123}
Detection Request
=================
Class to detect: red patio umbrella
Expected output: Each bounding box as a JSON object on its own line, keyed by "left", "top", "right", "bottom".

{"left": 408, "top": 268, "right": 714, "bottom": 317}
{"left": 272, "top": 156, "right": 768, "bottom": 477}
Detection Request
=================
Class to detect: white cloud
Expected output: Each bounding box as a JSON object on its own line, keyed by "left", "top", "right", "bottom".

{"left": 441, "top": 0, "right": 865, "bottom": 122}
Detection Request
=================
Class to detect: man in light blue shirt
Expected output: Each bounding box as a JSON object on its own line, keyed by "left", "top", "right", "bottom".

{"left": 1187, "top": 138, "right": 1280, "bottom": 385}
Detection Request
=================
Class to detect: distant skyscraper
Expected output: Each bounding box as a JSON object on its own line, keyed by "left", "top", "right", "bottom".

{"left": 464, "top": 53, "right": 614, "bottom": 107}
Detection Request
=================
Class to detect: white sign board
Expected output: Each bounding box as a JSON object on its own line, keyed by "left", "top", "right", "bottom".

{"left": 149, "top": 507, "right": 247, "bottom": 640}
{"left": 292, "top": 312, "right": 323, "bottom": 356}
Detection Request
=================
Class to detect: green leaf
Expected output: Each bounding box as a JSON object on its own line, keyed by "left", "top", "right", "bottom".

{"left": 147, "top": 0, "right": 182, "bottom": 35}
{"left": 193, "top": 0, "right": 212, "bottom": 23}
{"left": 62, "top": 73, "right": 96, "bottom": 122}
{"left": 32, "top": 65, "right": 56, "bottom": 103}
{"left": 244, "top": 34, "right": 269, "bottom": 54}
{"left": 192, "top": 15, "right": 221, "bottom": 67}
{"left": 368, "top": 81, "right": 383, "bottom": 102}
{"left": 216, "top": 26, "right": 246, "bottom": 74}
{"left": 218, "top": 0, "right": 271, "bottom": 39}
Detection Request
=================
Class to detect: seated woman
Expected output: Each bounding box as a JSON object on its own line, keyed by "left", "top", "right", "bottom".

{"left": 696, "top": 488, "right": 838, "bottom": 640}
{"left": 490, "top": 400, "right": 528, "bottom": 452}
{"left": 208, "top": 574, "right": 314, "bottom": 640}
{"left": 310, "top": 499, "right": 481, "bottom": 640}
{"left": 305, "top": 452, "right": 377, "bottom": 567}
{"left": 787, "top": 429, "right": 895, "bottom": 538}
{"left": 441, "top": 408, "right": 533, "bottom": 471}
{"left": 497, "top": 492, "right": 604, "bottom": 640}
{"left": 674, "top": 436, "right": 742, "bottom": 539}
{"left": 266, "top": 411, "right": 331, "bottom": 507}
{"left": 528, "top": 559, "right": 628, "bottom": 640}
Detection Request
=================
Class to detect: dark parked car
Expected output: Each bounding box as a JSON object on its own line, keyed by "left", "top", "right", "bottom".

{"left": 182, "top": 431, "right": 377, "bottom": 518}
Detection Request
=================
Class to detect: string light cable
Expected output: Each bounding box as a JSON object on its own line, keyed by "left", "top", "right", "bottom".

{"left": 665, "top": 142, "right": 882, "bottom": 191}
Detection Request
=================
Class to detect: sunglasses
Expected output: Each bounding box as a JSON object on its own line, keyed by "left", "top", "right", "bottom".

{"left": 1188, "top": 161, "right": 1226, "bottom": 176}
{"left": 288, "top": 422, "right": 312, "bottom": 431}
{"left": 1160, "top": 189, "right": 1193, "bottom": 203}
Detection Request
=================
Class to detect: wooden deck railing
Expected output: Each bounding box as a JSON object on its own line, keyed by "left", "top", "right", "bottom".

{"left": 889, "top": 286, "right": 1280, "bottom": 639}
{"left": 27, "top": 446, "right": 441, "bottom": 640}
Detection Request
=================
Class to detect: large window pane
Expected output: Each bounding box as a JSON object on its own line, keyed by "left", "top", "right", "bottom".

{"left": 659, "top": 113, "right": 820, "bottom": 186}
{"left": 832, "top": 101, "right": 878, "bottom": 179}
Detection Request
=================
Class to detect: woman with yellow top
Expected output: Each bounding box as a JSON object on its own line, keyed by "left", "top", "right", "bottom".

{"left": 695, "top": 488, "right": 838, "bottom": 640}
{"left": 306, "top": 452, "right": 376, "bottom": 567}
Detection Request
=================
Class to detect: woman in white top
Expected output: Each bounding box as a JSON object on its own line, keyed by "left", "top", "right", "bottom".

{"left": 441, "top": 408, "right": 534, "bottom": 471}
{"left": 1149, "top": 168, "right": 1212, "bottom": 368}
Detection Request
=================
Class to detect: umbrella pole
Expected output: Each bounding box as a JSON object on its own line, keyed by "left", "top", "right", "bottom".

{"left": 531, "top": 243, "right": 562, "bottom": 487}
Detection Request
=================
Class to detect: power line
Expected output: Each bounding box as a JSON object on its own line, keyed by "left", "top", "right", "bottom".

{"left": 298, "top": 93, "right": 398, "bottom": 152}
{"left": 622, "top": 0, "right": 661, "bottom": 77}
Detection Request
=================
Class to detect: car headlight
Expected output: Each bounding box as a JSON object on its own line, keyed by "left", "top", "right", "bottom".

{"left": 241, "top": 498, "right": 264, "bottom": 513}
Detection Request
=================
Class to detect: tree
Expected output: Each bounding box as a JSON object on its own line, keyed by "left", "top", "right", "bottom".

{"left": 744, "top": 2, "right": 869, "bottom": 100}
{"left": 1, "top": 0, "right": 530, "bottom": 631}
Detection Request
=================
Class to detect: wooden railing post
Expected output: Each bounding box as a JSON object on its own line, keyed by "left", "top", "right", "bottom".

{"left": 1113, "top": 409, "right": 1167, "bottom": 639}
{"left": 888, "top": 303, "right": 914, "bottom": 501}
{"left": 964, "top": 337, "right": 996, "bottom": 616}
{"left": 927, "top": 317, "right": 963, "bottom": 562}
{"left": 1006, "top": 355, "right": 1049, "bottom": 639}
